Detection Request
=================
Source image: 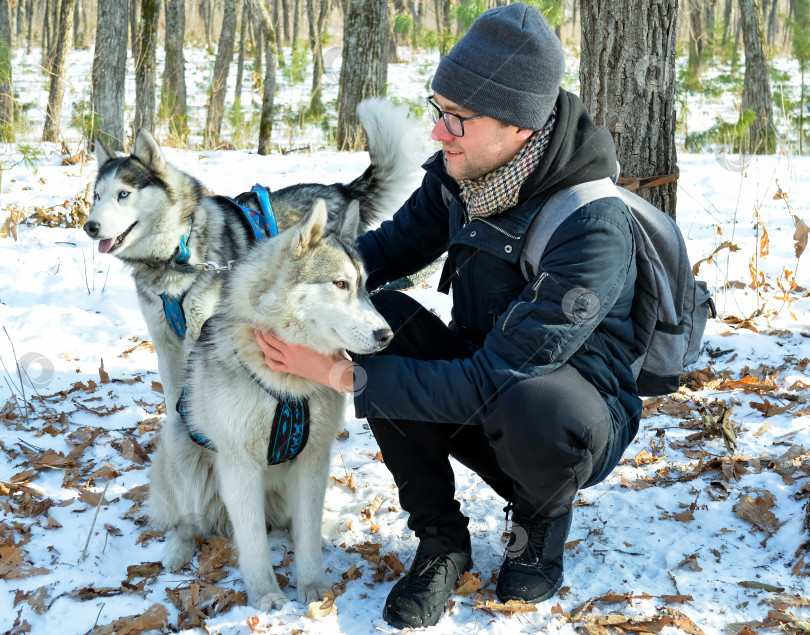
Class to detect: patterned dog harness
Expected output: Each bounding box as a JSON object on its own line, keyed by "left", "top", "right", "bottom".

{"left": 177, "top": 350, "right": 310, "bottom": 466}
{"left": 162, "top": 184, "right": 279, "bottom": 339}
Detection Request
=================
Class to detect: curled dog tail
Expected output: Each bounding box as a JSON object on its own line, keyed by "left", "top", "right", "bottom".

{"left": 344, "top": 98, "right": 424, "bottom": 230}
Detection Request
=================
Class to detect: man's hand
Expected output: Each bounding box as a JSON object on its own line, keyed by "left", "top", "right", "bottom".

{"left": 253, "top": 329, "right": 356, "bottom": 393}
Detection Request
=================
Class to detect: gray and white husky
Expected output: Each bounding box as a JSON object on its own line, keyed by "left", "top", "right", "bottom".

{"left": 148, "top": 199, "right": 391, "bottom": 609}
{"left": 83, "top": 98, "right": 416, "bottom": 418}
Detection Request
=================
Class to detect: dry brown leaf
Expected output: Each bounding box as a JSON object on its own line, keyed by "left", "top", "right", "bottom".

{"left": 472, "top": 599, "right": 538, "bottom": 615}
{"left": 77, "top": 487, "right": 109, "bottom": 507}
{"left": 455, "top": 571, "right": 483, "bottom": 597}
{"left": 94, "top": 602, "right": 169, "bottom": 635}
{"left": 676, "top": 553, "right": 703, "bottom": 572}
{"left": 307, "top": 598, "right": 338, "bottom": 618}
{"left": 123, "top": 484, "right": 149, "bottom": 502}
{"left": 126, "top": 562, "right": 163, "bottom": 581}
{"left": 99, "top": 359, "right": 110, "bottom": 384}
{"left": 733, "top": 492, "right": 782, "bottom": 536}
{"left": 753, "top": 422, "right": 773, "bottom": 437}
{"left": 794, "top": 216, "right": 808, "bottom": 259}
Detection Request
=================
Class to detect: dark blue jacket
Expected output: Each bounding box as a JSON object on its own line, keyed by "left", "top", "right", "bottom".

{"left": 354, "top": 89, "right": 641, "bottom": 486}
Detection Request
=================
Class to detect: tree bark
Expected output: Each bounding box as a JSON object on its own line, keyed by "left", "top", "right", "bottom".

{"left": 25, "top": 0, "right": 33, "bottom": 55}
{"left": 0, "top": 0, "right": 13, "bottom": 141}
{"left": 203, "top": 0, "right": 237, "bottom": 147}
{"left": 687, "top": 0, "right": 704, "bottom": 81}
{"left": 766, "top": 0, "right": 778, "bottom": 44}
{"left": 292, "top": 0, "right": 299, "bottom": 49}
{"left": 721, "top": 0, "right": 733, "bottom": 45}
{"left": 92, "top": 0, "right": 128, "bottom": 150}
{"left": 307, "top": 0, "right": 329, "bottom": 113}
{"left": 130, "top": 0, "right": 140, "bottom": 66}
{"left": 41, "top": 0, "right": 51, "bottom": 72}
{"left": 249, "top": 0, "right": 277, "bottom": 155}
{"left": 162, "top": 0, "right": 188, "bottom": 140}
{"left": 739, "top": 0, "right": 775, "bottom": 152}
{"left": 337, "top": 0, "right": 388, "bottom": 151}
{"left": 235, "top": 0, "right": 247, "bottom": 103}
{"left": 42, "top": 0, "right": 76, "bottom": 142}
{"left": 580, "top": 0, "right": 679, "bottom": 218}
{"left": 134, "top": 0, "right": 159, "bottom": 136}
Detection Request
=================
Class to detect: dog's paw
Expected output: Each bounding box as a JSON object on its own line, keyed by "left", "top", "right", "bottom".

{"left": 256, "top": 591, "right": 288, "bottom": 612}
{"left": 161, "top": 535, "right": 196, "bottom": 571}
{"left": 297, "top": 580, "right": 328, "bottom": 604}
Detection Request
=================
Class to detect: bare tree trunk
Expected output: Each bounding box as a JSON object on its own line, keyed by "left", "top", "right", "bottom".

{"left": 42, "top": 0, "right": 76, "bottom": 142}
{"left": 337, "top": 0, "right": 387, "bottom": 151}
{"left": 162, "top": 0, "right": 188, "bottom": 140}
{"left": 249, "top": 0, "right": 277, "bottom": 155}
{"left": 235, "top": 0, "right": 247, "bottom": 102}
{"left": 307, "top": 0, "right": 328, "bottom": 113}
{"left": 15, "top": 0, "right": 22, "bottom": 37}
{"left": 25, "top": 0, "right": 33, "bottom": 55}
{"left": 204, "top": 0, "right": 237, "bottom": 147}
{"left": 130, "top": 0, "right": 140, "bottom": 66}
{"left": 134, "top": 0, "right": 159, "bottom": 135}
{"left": 292, "top": 0, "right": 299, "bottom": 49}
{"left": 41, "top": 0, "right": 51, "bottom": 71}
{"left": 281, "top": 0, "right": 290, "bottom": 44}
{"left": 0, "top": 0, "right": 13, "bottom": 141}
{"left": 721, "top": 0, "right": 733, "bottom": 45}
{"left": 273, "top": 0, "right": 285, "bottom": 67}
{"left": 687, "top": 0, "right": 704, "bottom": 81}
{"left": 766, "top": 0, "right": 778, "bottom": 44}
{"left": 92, "top": 0, "right": 128, "bottom": 150}
{"left": 72, "top": 0, "right": 79, "bottom": 47}
{"left": 254, "top": 11, "right": 264, "bottom": 80}
{"left": 739, "top": 0, "right": 775, "bottom": 152}
{"left": 580, "top": 0, "right": 679, "bottom": 218}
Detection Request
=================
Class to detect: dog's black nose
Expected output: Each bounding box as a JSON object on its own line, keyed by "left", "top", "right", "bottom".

{"left": 374, "top": 328, "right": 393, "bottom": 348}
{"left": 84, "top": 220, "right": 100, "bottom": 238}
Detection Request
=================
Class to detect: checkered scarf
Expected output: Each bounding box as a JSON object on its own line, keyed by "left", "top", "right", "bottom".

{"left": 458, "top": 107, "right": 556, "bottom": 220}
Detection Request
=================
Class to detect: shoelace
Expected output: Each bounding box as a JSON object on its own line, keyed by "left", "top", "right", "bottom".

{"left": 405, "top": 553, "right": 458, "bottom": 590}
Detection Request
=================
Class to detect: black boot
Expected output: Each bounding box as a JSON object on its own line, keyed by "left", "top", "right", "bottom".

{"left": 383, "top": 543, "right": 473, "bottom": 628}
{"left": 495, "top": 508, "right": 572, "bottom": 603}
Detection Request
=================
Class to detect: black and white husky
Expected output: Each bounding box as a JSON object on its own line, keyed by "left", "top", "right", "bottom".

{"left": 83, "top": 98, "right": 416, "bottom": 419}
{"left": 149, "top": 199, "right": 391, "bottom": 610}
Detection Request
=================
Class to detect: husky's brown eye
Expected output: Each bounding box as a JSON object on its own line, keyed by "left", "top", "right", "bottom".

{"left": 333, "top": 280, "right": 349, "bottom": 290}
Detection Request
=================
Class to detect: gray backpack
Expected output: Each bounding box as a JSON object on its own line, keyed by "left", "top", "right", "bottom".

{"left": 519, "top": 178, "right": 716, "bottom": 396}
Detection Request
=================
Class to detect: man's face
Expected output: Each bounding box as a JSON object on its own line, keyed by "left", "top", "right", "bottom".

{"left": 430, "top": 93, "right": 534, "bottom": 181}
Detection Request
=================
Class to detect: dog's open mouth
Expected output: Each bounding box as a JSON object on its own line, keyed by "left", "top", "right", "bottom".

{"left": 98, "top": 222, "right": 137, "bottom": 254}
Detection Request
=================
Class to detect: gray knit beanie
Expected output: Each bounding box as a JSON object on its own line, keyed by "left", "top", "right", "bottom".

{"left": 431, "top": 3, "right": 564, "bottom": 130}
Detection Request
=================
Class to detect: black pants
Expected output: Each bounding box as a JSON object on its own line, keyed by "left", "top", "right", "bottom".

{"left": 365, "top": 291, "right": 612, "bottom": 553}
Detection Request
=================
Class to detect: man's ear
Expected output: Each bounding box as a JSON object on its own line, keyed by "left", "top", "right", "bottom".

{"left": 292, "top": 199, "right": 328, "bottom": 259}
{"left": 515, "top": 127, "right": 535, "bottom": 143}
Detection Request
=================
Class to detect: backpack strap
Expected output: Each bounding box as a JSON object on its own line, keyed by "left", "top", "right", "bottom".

{"left": 520, "top": 178, "right": 621, "bottom": 280}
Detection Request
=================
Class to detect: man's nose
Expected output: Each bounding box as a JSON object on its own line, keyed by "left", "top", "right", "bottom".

{"left": 431, "top": 118, "right": 454, "bottom": 142}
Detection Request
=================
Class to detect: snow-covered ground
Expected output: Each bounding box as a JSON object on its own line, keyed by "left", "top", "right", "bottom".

{"left": 1, "top": 44, "right": 809, "bottom": 635}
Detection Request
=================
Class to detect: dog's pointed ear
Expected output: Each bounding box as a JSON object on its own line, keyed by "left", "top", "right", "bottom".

{"left": 292, "top": 199, "right": 328, "bottom": 259}
{"left": 338, "top": 200, "right": 362, "bottom": 238}
{"left": 94, "top": 137, "right": 112, "bottom": 166}
{"left": 133, "top": 129, "right": 167, "bottom": 174}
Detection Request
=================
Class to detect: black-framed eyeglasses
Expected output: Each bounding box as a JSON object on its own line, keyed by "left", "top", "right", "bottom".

{"left": 425, "top": 96, "right": 486, "bottom": 137}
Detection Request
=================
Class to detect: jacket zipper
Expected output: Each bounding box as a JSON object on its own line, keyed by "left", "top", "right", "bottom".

{"left": 501, "top": 271, "right": 547, "bottom": 332}
{"left": 474, "top": 217, "right": 522, "bottom": 241}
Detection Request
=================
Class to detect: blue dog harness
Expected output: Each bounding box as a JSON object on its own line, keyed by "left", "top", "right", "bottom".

{"left": 176, "top": 344, "right": 310, "bottom": 466}
{"left": 161, "top": 184, "right": 279, "bottom": 339}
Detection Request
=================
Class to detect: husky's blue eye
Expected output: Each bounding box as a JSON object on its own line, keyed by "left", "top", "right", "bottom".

{"left": 333, "top": 280, "right": 349, "bottom": 290}
{"left": 118, "top": 191, "right": 129, "bottom": 200}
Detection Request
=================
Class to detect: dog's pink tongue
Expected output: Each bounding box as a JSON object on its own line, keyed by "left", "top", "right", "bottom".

{"left": 98, "top": 238, "right": 115, "bottom": 254}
